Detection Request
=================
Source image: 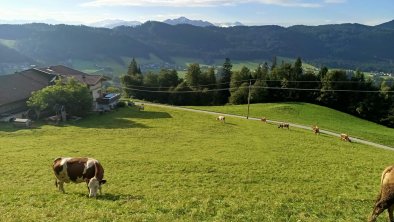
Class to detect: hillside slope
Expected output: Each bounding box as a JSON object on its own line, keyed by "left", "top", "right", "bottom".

{"left": 188, "top": 102, "right": 394, "bottom": 147}
{"left": 0, "top": 21, "right": 394, "bottom": 73}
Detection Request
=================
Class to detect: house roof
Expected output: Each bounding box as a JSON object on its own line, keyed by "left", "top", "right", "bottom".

{"left": 0, "top": 69, "right": 53, "bottom": 106}
{"left": 34, "top": 65, "right": 105, "bottom": 86}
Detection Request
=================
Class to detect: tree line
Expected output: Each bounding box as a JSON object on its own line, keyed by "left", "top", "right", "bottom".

{"left": 121, "top": 58, "right": 394, "bottom": 127}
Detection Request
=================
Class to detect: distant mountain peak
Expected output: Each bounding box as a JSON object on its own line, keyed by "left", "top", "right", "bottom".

{"left": 163, "top": 17, "right": 214, "bottom": 27}
{"left": 215, "top": 21, "right": 244, "bottom": 27}
{"left": 89, "top": 19, "right": 142, "bottom": 28}
{"left": 376, "top": 19, "right": 394, "bottom": 29}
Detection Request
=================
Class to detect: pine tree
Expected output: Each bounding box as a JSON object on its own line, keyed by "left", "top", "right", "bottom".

{"left": 217, "top": 58, "right": 233, "bottom": 104}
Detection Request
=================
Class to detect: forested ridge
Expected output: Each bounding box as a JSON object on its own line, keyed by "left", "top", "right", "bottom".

{"left": 0, "top": 20, "right": 394, "bottom": 72}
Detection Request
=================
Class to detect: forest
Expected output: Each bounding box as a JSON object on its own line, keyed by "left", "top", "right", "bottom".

{"left": 121, "top": 58, "right": 394, "bottom": 127}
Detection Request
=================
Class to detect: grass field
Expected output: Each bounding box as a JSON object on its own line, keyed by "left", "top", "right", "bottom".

{"left": 0, "top": 105, "right": 392, "bottom": 221}
{"left": 187, "top": 102, "right": 394, "bottom": 147}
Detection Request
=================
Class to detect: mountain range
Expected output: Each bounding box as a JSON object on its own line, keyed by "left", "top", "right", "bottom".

{"left": 89, "top": 17, "right": 244, "bottom": 28}
{"left": 0, "top": 19, "right": 394, "bottom": 75}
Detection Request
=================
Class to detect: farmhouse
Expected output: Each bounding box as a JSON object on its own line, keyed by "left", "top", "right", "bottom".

{"left": 0, "top": 65, "right": 109, "bottom": 117}
{"left": 34, "top": 65, "right": 107, "bottom": 104}
{"left": 0, "top": 69, "right": 54, "bottom": 117}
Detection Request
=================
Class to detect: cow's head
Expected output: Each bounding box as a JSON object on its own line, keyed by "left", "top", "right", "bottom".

{"left": 88, "top": 177, "right": 106, "bottom": 198}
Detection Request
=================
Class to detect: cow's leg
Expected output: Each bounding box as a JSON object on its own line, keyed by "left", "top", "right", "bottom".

{"left": 369, "top": 200, "right": 388, "bottom": 222}
{"left": 58, "top": 181, "right": 65, "bottom": 193}
{"left": 389, "top": 204, "right": 394, "bottom": 222}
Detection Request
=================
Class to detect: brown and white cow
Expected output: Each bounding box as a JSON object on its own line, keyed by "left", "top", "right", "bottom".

{"left": 278, "top": 123, "right": 290, "bottom": 129}
{"left": 369, "top": 165, "right": 394, "bottom": 222}
{"left": 53, "top": 157, "right": 106, "bottom": 198}
{"left": 261, "top": 117, "right": 267, "bottom": 123}
{"left": 340, "top": 133, "right": 351, "bottom": 142}
{"left": 312, "top": 125, "right": 320, "bottom": 135}
{"left": 216, "top": 115, "right": 225, "bottom": 123}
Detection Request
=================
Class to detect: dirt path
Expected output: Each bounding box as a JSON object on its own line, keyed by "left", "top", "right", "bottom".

{"left": 139, "top": 102, "right": 394, "bottom": 151}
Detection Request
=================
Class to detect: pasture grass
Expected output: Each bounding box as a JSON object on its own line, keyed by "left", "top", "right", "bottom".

{"left": 0, "top": 105, "right": 392, "bottom": 221}
{"left": 188, "top": 102, "right": 394, "bottom": 147}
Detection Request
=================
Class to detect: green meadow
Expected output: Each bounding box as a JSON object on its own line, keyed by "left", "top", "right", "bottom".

{"left": 0, "top": 105, "right": 392, "bottom": 221}
{"left": 188, "top": 103, "right": 394, "bottom": 147}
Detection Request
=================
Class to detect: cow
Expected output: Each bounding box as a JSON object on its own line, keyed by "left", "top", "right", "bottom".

{"left": 340, "top": 133, "right": 351, "bottom": 142}
{"left": 261, "top": 117, "right": 267, "bottom": 123}
{"left": 312, "top": 125, "right": 320, "bottom": 135}
{"left": 278, "top": 123, "right": 289, "bottom": 129}
{"left": 369, "top": 165, "right": 394, "bottom": 222}
{"left": 53, "top": 157, "right": 106, "bottom": 198}
{"left": 138, "top": 104, "right": 144, "bottom": 111}
{"left": 216, "top": 115, "right": 225, "bottom": 123}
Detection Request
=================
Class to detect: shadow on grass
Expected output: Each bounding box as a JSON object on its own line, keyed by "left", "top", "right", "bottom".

{"left": 74, "top": 192, "right": 144, "bottom": 202}
{"left": 98, "top": 193, "right": 144, "bottom": 201}
{"left": 72, "top": 108, "right": 172, "bottom": 129}
{"left": 0, "top": 123, "right": 42, "bottom": 132}
{"left": 223, "top": 122, "right": 237, "bottom": 126}
{"left": 0, "top": 107, "right": 172, "bottom": 131}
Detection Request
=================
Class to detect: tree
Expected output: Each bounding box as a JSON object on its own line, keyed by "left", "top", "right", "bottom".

{"left": 254, "top": 63, "right": 269, "bottom": 80}
{"left": 318, "top": 70, "right": 349, "bottom": 109}
{"left": 217, "top": 58, "right": 233, "bottom": 104}
{"left": 250, "top": 80, "right": 268, "bottom": 103}
{"left": 185, "top": 63, "right": 201, "bottom": 89}
{"left": 293, "top": 57, "right": 303, "bottom": 80}
{"left": 128, "top": 57, "right": 141, "bottom": 76}
{"left": 170, "top": 81, "right": 194, "bottom": 105}
{"left": 142, "top": 72, "right": 159, "bottom": 101}
{"left": 229, "top": 66, "right": 252, "bottom": 104}
{"left": 198, "top": 67, "right": 217, "bottom": 105}
{"left": 318, "top": 66, "right": 328, "bottom": 80}
{"left": 27, "top": 78, "right": 92, "bottom": 119}
{"left": 271, "top": 56, "right": 277, "bottom": 71}
{"left": 158, "top": 69, "right": 179, "bottom": 88}
{"left": 121, "top": 58, "right": 143, "bottom": 99}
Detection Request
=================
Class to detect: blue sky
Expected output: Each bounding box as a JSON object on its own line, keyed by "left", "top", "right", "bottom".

{"left": 0, "top": 0, "right": 393, "bottom": 26}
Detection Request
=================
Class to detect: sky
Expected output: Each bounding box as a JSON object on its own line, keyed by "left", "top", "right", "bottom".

{"left": 0, "top": 0, "right": 393, "bottom": 26}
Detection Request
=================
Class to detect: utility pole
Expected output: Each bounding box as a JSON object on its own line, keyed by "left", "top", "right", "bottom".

{"left": 247, "top": 79, "right": 251, "bottom": 119}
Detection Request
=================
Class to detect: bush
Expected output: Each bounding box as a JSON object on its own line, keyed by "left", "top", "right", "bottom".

{"left": 117, "top": 101, "right": 126, "bottom": 108}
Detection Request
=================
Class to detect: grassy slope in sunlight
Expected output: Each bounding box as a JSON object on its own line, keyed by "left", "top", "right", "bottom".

{"left": 0, "top": 105, "right": 391, "bottom": 221}
{"left": 188, "top": 102, "right": 394, "bottom": 147}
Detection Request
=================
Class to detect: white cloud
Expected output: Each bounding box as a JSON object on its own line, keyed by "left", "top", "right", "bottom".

{"left": 324, "top": 0, "right": 346, "bottom": 3}
{"left": 81, "top": 0, "right": 321, "bottom": 8}
{"left": 0, "top": 7, "right": 104, "bottom": 24}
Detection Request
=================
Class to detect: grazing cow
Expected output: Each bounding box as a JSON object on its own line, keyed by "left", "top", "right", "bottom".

{"left": 312, "top": 125, "right": 320, "bottom": 135}
{"left": 261, "top": 117, "right": 267, "bottom": 123}
{"left": 340, "top": 133, "right": 351, "bottom": 142}
{"left": 216, "top": 115, "right": 225, "bottom": 123}
{"left": 53, "top": 157, "right": 106, "bottom": 198}
{"left": 369, "top": 166, "right": 394, "bottom": 222}
{"left": 138, "top": 104, "right": 144, "bottom": 111}
{"left": 278, "top": 123, "right": 289, "bottom": 129}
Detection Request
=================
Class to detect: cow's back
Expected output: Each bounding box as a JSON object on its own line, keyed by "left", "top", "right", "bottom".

{"left": 53, "top": 157, "right": 94, "bottom": 183}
